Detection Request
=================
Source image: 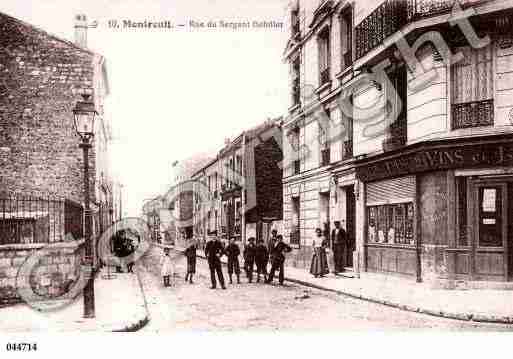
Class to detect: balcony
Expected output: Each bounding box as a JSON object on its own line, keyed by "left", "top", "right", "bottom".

{"left": 355, "top": 0, "right": 408, "bottom": 59}
{"left": 320, "top": 148, "right": 330, "bottom": 166}
{"left": 451, "top": 99, "right": 494, "bottom": 130}
{"left": 320, "top": 67, "right": 330, "bottom": 86}
{"left": 356, "top": 0, "right": 492, "bottom": 60}
{"left": 342, "top": 139, "right": 353, "bottom": 160}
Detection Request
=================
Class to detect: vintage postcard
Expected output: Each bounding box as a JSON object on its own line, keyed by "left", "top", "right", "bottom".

{"left": 1, "top": 0, "right": 513, "bottom": 354}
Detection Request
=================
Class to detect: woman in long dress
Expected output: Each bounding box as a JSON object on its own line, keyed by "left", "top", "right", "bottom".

{"left": 310, "top": 228, "right": 330, "bottom": 277}
{"left": 161, "top": 248, "right": 174, "bottom": 287}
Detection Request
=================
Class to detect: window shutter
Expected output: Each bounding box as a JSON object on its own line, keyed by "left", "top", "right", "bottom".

{"left": 366, "top": 176, "right": 416, "bottom": 205}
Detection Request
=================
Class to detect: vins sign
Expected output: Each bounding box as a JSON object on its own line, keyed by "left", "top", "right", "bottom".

{"left": 356, "top": 140, "right": 513, "bottom": 182}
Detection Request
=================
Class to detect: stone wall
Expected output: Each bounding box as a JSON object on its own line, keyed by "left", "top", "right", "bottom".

{"left": 0, "top": 240, "right": 84, "bottom": 306}
{"left": 0, "top": 12, "right": 98, "bottom": 203}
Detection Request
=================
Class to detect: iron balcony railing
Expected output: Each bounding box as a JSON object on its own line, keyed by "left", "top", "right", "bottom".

{"left": 451, "top": 99, "right": 494, "bottom": 130}
{"left": 356, "top": 0, "right": 492, "bottom": 60}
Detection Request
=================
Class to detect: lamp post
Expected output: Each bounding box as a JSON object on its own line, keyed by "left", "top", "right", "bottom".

{"left": 73, "top": 93, "right": 98, "bottom": 319}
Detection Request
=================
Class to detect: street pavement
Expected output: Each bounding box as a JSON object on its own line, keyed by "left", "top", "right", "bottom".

{"left": 0, "top": 267, "right": 148, "bottom": 332}
{"left": 138, "top": 247, "right": 513, "bottom": 331}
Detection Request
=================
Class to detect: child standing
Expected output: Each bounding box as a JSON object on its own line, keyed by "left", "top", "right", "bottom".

{"left": 184, "top": 240, "right": 197, "bottom": 284}
{"left": 161, "top": 248, "right": 173, "bottom": 287}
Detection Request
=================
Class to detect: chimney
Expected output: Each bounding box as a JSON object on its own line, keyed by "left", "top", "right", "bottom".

{"left": 224, "top": 138, "right": 231, "bottom": 146}
{"left": 74, "top": 14, "right": 88, "bottom": 48}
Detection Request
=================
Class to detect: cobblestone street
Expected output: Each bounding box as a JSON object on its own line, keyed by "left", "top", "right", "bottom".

{"left": 138, "top": 250, "right": 513, "bottom": 331}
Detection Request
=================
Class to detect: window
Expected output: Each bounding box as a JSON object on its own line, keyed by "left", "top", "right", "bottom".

{"left": 367, "top": 203, "right": 414, "bottom": 245}
{"left": 383, "top": 64, "right": 407, "bottom": 149}
{"left": 478, "top": 187, "right": 503, "bottom": 247}
{"left": 340, "top": 7, "right": 352, "bottom": 70}
{"left": 451, "top": 44, "right": 494, "bottom": 129}
{"left": 318, "top": 27, "right": 331, "bottom": 86}
{"left": 291, "top": 196, "right": 300, "bottom": 246}
{"left": 319, "top": 109, "right": 330, "bottom": 166}
{"left": 292, "top": 56, "right": 301, "bottom": 106}
{"left": 288, "top": 126, "right": 301, "bottom": 175}
{"left": 291, "top": 8, "right": 300, "bottom": 38}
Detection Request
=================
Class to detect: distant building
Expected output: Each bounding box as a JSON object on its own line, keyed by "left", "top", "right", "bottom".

{"left": 191, "top": 118, "right": 283, "bottom": 248}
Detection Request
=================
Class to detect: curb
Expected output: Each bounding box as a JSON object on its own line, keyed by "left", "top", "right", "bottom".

{"left": 167, "top": 246, "right": 513, "bottom": 325}
{"left": 111, "top": 267, "right": 151, "bottom": 332}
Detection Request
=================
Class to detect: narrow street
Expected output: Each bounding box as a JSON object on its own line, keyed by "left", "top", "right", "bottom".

{"left": 137, "top": 250, "right": 513, "bottom": 331}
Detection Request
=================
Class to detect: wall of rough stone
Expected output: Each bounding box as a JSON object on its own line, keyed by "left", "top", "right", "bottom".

{"left": 0, "top": 12, "right": 98, "bottom": 204}
{"left": 0, "top": 240, "right": 83, "bottom": 306}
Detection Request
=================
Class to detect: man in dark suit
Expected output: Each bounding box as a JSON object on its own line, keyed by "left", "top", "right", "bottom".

{"left": 243, "top": 237, "right": 256, "bottom": 283}
{"left": 255, "top": 238, "right": 269, "bottom": 283}
{"left": 204, "top": 233, "right": 226, "bottom": 289}
{"left": 331, "top": 220, "right": 347, "bottom": 273}
{"left": 265, "top": 234, "right": 292, "bottom": 285}
{"left": 225, "top": 237, "right": 241, "bottom": 284}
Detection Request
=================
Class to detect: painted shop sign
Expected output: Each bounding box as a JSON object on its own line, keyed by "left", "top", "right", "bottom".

{"left": 356, "top": 141, "right": 513, "bottom": 182}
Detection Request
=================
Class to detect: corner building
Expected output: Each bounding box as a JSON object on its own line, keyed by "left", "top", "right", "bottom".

{"left": 282, "top": 0, "right": 513, "bottom": 287}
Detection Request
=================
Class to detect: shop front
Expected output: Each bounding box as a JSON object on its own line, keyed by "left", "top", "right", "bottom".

{"left": 356, "top": 135, "right": 513, "bottom": 286}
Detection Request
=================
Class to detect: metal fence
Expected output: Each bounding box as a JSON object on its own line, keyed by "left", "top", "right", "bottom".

{"left": 0, "top": 195, "right": 84, "bottom": 245}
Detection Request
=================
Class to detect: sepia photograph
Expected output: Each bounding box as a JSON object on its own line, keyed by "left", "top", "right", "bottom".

{"left": 1, "top": 0, "right": 513, "bottom": 355}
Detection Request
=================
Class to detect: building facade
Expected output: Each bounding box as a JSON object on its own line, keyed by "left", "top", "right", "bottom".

{"left": 192, "top": 119, "right": 284, "bottom": 248}
{"left": 282, "top": 0, "right": 513, "bottom": 287}
{"left": 0, "top": 12, "right": 112, "bottom": 303}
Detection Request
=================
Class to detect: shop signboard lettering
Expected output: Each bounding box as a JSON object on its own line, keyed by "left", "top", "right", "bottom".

{"left": 356, "top": 142, "right": 513, "bottom": 182}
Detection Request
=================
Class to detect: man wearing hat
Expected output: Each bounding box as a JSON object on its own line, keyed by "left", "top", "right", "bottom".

{"left": 331, "top": 220, "right": 346, "bottom": 273}
{"left": 204, "top": 231, "right": 226, "bottom": 289}
{"left": 266, "top": 235, "right": 292, "bottom": 285}
{"left": 243, "top": 237, "right": 257, "bottom": 283}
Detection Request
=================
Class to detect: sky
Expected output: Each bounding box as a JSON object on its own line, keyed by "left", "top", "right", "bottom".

{"left": 1, "top": 0, "right": 290, "bottom": 216}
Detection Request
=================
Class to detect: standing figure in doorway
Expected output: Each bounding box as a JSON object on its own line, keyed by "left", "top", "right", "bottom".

{"left": 331, "top": 220, "right": 347, "bottom": 273}
{"left": 243, "top": 237, "right": 257, "bottom": 283}
{"left": 205, "top": 235, "right": 226, "bottom": 289}
{"left": 225, "top": 237, "right": 241, "bottom": 284}
{"left": 266, "top": 235, "right": 292, "bottom": 285}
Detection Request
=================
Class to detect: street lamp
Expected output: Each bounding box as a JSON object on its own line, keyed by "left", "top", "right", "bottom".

{"left": 73, "top": 93, "right": 98, "bottom": 319}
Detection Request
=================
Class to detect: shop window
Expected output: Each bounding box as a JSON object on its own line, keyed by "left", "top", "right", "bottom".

{"left": 367, "top": 203, "right": 414, "bottom": 245}
{"left": 478, "top": 187, "right": 503, "bottom": 247}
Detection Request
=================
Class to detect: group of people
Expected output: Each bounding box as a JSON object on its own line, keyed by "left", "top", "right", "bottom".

{"left": 160, "top": 229, "right": 292, "bottom": 289}
{"left": 203, "top": 230, "right": 292, "bottom": 289}
{"left": 309, "top": 220, "right": 348, "bottom": 278}
{"left": 161, "top": 221, "right": 349, "bottom": 288}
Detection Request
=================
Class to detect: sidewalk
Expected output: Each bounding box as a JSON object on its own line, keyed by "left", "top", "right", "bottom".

{"left": 0, "top": 267, "right": 149, "bottom": 332}
{"left": 171, "top": 245, "right": 513, "bottom": 324}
